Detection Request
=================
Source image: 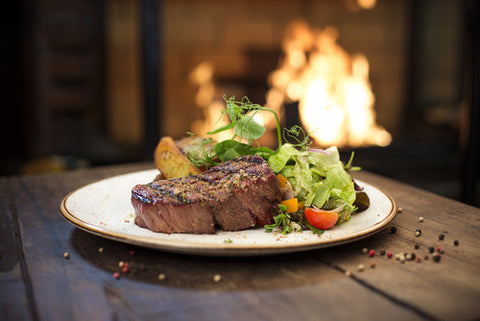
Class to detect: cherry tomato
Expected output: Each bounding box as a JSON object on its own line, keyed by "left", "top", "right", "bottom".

{"left": 304, "top": 207, "right": 339, "bottom": 230}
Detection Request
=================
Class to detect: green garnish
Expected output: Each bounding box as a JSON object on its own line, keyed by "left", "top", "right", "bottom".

{"left": 205, "top": 96, "right": 283, "bottom": 162}
{"left": 208, "top": 95, "right": 282, "bottom": 146}
{"left": 264, "top": 205, "right": 293, "bottom": 234}
{"left": 283, "top": 125, "right": 311, "bottom": 150}
{"left": 186, "top": 95, "right": 309, "bottom": 165}
{"left": 265, "top": 205, "right": 325, "bottom": 235}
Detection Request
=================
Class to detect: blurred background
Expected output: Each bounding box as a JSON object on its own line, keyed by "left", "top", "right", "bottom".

{"left": 1, "top": 0, "right": 479, "bottom": 206}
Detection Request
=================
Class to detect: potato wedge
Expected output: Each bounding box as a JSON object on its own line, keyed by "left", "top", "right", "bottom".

{"left": 154, "top": 136, "right": 202, "bottom": 178}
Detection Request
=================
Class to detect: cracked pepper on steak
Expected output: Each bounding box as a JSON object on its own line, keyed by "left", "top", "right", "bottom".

{"left": 131, "top": 155, "right": 282, "bottom": 234}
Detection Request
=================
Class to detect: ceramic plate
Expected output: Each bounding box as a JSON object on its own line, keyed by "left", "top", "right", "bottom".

{"left": 60, "top": 169, "right": 397, "bottom": 256}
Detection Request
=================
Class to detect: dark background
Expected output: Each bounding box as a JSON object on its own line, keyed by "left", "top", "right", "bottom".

{"left": 1, "top": 0, "right": 479, "bottom": 207}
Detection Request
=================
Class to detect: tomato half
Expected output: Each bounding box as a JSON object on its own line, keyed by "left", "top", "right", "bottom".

{"left": 304, "top": 208, "right": 339, "bottom": 230}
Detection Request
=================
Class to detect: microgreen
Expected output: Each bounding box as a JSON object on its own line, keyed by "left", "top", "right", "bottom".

{"left": 208, "top": 95, "right": 282, "bottom": 147}
{"left": 283, "top": 125, "right": 311, "bottom": 151}
{"left": 264, "top": 205, "right": 292, "bottom": 234}
{"left": 187, "top": 96, "right": 311, "bottom": 166}
{"left": 344, "top": 152, "right": 361, "bottom": 172}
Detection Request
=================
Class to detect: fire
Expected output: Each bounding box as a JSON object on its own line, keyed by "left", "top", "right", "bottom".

{"left": 190, "top": 19, "right": 391, "bottom": 149}
{"left": 265, "top": 20, "right": 391, "bottom": 148}
{"left": 189, "top": 61, "right": 234, "bottom": 142}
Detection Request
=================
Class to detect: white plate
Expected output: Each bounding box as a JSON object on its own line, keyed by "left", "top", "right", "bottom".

{"left": 60, "top": 169, "right": 397, "bottom": 256}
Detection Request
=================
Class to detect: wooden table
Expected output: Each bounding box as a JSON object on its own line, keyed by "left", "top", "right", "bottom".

{"left": 1, "top": 163, "right": 479, "bottom": 321}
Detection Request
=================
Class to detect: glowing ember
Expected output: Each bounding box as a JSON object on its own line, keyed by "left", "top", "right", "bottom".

{"left": 265, "top": 20, "right": 391, "bottom": 148}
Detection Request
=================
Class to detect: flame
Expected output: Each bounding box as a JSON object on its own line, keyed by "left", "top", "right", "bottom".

{"left": 190, "top": 19, "right": 391, "bottom": 149}
{"left": 189, "top": 61, "right": 233, "bottom": 142}
{"left": 265, "top": 20, "right": 391, "bottom": 148}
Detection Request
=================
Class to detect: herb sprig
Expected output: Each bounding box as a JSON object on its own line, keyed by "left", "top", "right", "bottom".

{"left": 207, "top": 96, "right": 284, "bottom": 162}
{"left": 265, "top": 205, "right": 325, "bottom": 235}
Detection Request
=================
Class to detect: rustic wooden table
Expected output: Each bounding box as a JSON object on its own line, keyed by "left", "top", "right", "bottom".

{"left": 1, "top": 163, "right": 479, "bottom": 321}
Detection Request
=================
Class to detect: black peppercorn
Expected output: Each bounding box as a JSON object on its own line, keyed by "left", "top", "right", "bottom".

{"left": 429, "top": 247, "right": 435, "bottom": 253}
{"left": 414, "top": 244, "right": 419, "bottom": 250}
{"left": 433, "top": 254, "right": 441, "bottom": 263}
{"left": 439, "top": 234, "right": 445, "bottom": 241}
{"left": 390, "top": 226, "right": 397, "bottom": 234}
{"left": 453, "top": 240, "right": 459, "bottom": 246}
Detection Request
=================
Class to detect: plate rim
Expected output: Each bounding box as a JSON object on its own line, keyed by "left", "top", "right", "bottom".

{"left": 60, "top": 169, "right": 397, "bottom": 256}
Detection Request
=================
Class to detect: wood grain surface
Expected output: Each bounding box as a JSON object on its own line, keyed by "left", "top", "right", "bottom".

{"left": 1, "top": 164, "right": 479, "bottom": 321}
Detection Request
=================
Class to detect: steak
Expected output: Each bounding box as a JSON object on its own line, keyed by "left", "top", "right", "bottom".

{"left": 131, "top": 155, "right": 281, "bottom": 234}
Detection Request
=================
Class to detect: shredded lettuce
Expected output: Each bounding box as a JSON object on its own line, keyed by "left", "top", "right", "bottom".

{"left": 268, "top": 143, "right": 356, "bottom": 223}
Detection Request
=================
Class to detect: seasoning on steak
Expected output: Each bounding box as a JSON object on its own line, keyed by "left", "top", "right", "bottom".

{"left": 131, "top": 155, "right": 281, "bottom": 234}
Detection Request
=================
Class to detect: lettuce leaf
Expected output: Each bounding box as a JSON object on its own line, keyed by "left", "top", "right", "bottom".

{"left": 267, "top": 144, "right": 356, "bottom": 222}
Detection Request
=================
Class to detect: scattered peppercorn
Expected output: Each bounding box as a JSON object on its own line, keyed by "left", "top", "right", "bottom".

{"left": 357, "top": 264, "right": 365, "bottom": 271}
{"left": 158, "top": 273, "right": 166, "bottom": 281}
{"left": 380, "top": 250, "right": 386, "bottom": 256}
{"left": 439, "top": 234, "right": 445, "bottom": 241}
{"left": 98, "top": 247, "right": 104, "bottom": 253}
{"left": 410, "top": 253, "right": 416, "bottom": 260}
{"left": 414, "top": 244, "right": 420, "bottom": 250}
{"left": 369, "top": 262, "right": 376, "bottom": 268}
{"left": 387, "top": 252, "right": 393, "bottom": 259}
{"left": 405, "top": 253, "right": 412, "bottom": 261}
{"left": 397, "top": 208, "right": 403, "bottom": 213}
{"left": 129, "top": 250, "right": 135, "bottom": 256}
{"left": 63, "top": 252, "right": 70, "bottom": 259}
{"left": 415, "top": 229, "right": 422, "bottom": 237}
{"left": 416, "top": 257, "right": 422, "bottom": 263}
{"left": 437, "top": 246, "right": 444, "bottom": 254}
{"left": 453, "top": 240, "right": 459, "bottom": 246}
{"left": 424, "top": 255, "right": 429, "bottom": 260}
{"left": 433, "top": 254, "right": 441, "bottom": 263}
{"left": 418, "top": 216, "right": 424, "bottom": 222}
{"left": 369, "top": 250, "right": 376, "bottom": 257}
{"left": 390, "top": 226, "right": 397, "bottom": 234}
{"left": 428, "top": 247, "right": 435, "bottom": 254}
{"left": 213, "top": 274, "right": 222, "bottom": 282}
{"left": 362, "top": 248, "right": 368, "bottom": 254}
{"left": 345, "top": 271, "right": 352, "bottom": 277}
{"left": 122, "top": 266, "right": 130, "bottom": 274}
{"left": 113, "top": 272, "right": 121, "bottom": 279}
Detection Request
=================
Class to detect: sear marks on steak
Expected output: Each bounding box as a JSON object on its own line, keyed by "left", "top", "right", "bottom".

{"left": 131, "top": 155, "right": 281, "bottom": 234}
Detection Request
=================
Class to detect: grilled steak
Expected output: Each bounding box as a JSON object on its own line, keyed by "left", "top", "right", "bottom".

{"left": 131, "top": 155, "right": 281, "bottom": 234}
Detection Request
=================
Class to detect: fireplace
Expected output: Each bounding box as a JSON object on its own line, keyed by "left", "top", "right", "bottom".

{"left": 148, "top": 0, "right": 474, "bottom": 204}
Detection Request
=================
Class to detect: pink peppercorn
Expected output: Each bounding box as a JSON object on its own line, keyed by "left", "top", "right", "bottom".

{"left": 369, "top": 250, "right": 376, "bottom": 257}
{"left": 122, "top": 266, "right": 130, "bottom": 274}
{"left": 129, "top": 250, "right": 135, "bottom": 255}
{"left": 387, "top": 252, "right": 393, "bottom": 258}
{"left": 113, "top": 272, "right": 121, "bottom": 279}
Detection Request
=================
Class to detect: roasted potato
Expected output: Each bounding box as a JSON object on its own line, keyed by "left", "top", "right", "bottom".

{"left": 154, "top": 136, "right": 202, "bottom": 178}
